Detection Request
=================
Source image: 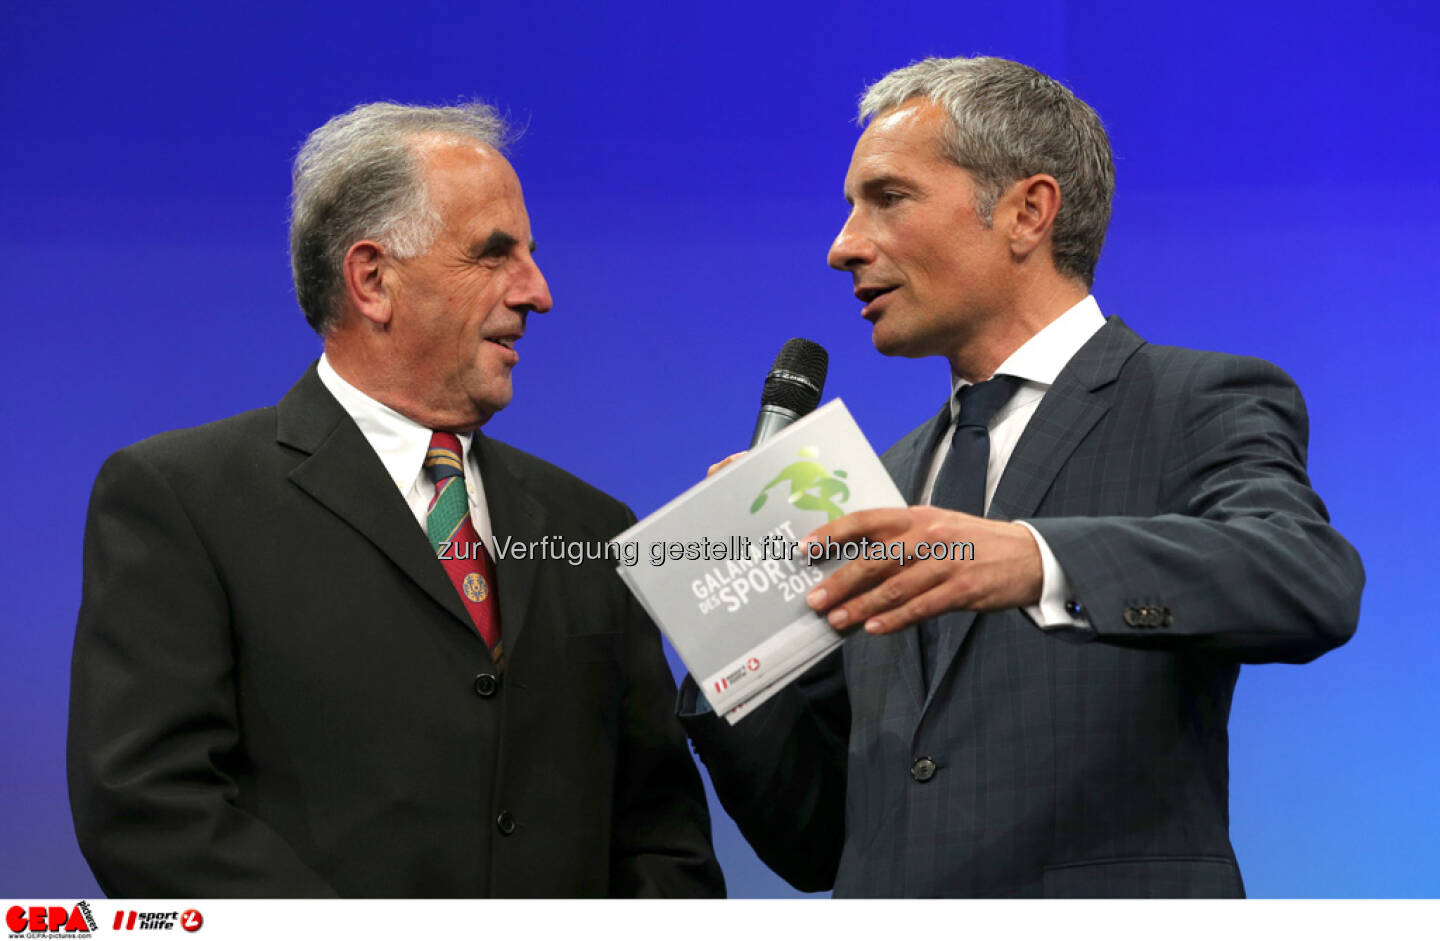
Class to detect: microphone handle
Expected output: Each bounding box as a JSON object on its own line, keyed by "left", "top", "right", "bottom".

{"left": 749, "top": 404, "right": 802, "bottom": 449}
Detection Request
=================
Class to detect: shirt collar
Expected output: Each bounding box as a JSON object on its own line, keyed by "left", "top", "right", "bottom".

{"left": 316, "top": 353, "right": 475, "bottom": 495}
{"left": 949, "top": 294, "right": 1108, "bottom": 420}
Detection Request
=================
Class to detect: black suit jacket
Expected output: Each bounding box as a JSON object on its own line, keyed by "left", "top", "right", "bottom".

{"left": 681, "top": 318, "right": 1363, "bottom": 897}
{"left": 68, "top": 364, "right": 724, "bottom": 898}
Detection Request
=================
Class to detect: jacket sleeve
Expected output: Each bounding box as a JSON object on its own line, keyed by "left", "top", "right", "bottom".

{"left": 678, "top": 648, "right": 850, "bottom": 893}
{"left": 606, "top": 508, "right": 726, "bottom": 898}
{"left": 68, "top": 447, "right": 337, "bottom": 897}
{"left": 1027, "top": 354, "right": 1364, "bottom": 664}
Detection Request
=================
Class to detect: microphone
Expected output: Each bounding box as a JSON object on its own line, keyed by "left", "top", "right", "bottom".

{"left": 749, "top": 338, "right": 829, "bottom": 448}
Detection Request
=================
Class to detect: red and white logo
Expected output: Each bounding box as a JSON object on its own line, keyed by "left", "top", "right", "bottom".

{"left": 112, "top": 908, "right": 201, "bottom": 932}
{"left": 5, "top": 902, "right": 97, "bottom": 935}
{"left": 714, "top": 657, "right": 764, "bottom": 695}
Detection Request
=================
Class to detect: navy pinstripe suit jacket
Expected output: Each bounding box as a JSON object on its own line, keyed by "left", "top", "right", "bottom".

{"left": 681, "top": 317, "right": 1363, "bottom": 897}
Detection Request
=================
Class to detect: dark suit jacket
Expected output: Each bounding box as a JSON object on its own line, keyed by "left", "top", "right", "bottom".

{"left": 681, "top": 318, "right": 1363, "bottom": 897}
{"left": 68, "top": 364, "right": 724, "bottom": 898}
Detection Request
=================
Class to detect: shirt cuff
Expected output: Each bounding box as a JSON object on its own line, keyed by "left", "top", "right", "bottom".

{"left": 1015, "top": 520, "right": 1090, "bottom": 630}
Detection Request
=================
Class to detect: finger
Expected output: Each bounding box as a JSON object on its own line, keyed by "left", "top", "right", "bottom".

{"left": 799, "top": 507, "right": 912, "bottom": 549}
{"left": 821, "top": 562, "right": 949, "bottom": 631}
{"left": 862, "top": 580, "right": 968, "bottom": 635}
{"left": 705, "top": 452, "right": 748, "bottom": 478}
{"left": 805, "top": 551, "right": 905, "bottom": 615}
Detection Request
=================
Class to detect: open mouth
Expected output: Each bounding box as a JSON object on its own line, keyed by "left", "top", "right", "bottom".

{"left": 855, "top": 285, "right": 897, "bottom": 304}
{"left": 855, "top": 284, "right": 898, "bottom": 317}
{"left": 486, "top": 336, "right": 521, "bottom": 350}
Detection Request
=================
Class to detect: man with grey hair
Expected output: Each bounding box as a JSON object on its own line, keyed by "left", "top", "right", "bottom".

{"left": 681, "top": 56, "right": 1362, "bottom": 897}
{"left": 68, "top": 101, "right": 724, "bottom": 898}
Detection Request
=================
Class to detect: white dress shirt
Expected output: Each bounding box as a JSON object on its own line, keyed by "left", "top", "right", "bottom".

{"left": 317, "top": 354, "right": 495, "bottom": 554}
{"left": 918, "top": 295, "right": 1107, "bottom": 628}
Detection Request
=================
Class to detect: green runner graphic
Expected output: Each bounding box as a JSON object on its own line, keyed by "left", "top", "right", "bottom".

{"left": 750, "top": 447, "right": 851, "bottom": 521}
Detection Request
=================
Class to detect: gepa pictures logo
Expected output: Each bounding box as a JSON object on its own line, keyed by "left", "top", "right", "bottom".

{"left": 5, "top": 902, "right": 97, "bottom": 936}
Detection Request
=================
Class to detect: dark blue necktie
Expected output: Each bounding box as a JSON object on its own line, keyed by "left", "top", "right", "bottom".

{"left": 920, "top": 375, "right": 1019, "bottom": 686}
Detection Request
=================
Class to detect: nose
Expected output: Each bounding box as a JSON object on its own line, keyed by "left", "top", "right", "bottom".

{"left": 828, "top": 210, "right": 875, "bottom": 271}
{"left": 508, "top": 252, "right": 553, "bottom": 314}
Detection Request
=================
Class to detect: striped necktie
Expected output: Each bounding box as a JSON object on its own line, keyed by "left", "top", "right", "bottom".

{"left": 424, "top": 432, "right": 503, "bottom": 665}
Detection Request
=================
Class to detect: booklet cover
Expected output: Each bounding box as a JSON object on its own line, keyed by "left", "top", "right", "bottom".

{"left": 614, "top": 399, "right": 905, "bottom": 719}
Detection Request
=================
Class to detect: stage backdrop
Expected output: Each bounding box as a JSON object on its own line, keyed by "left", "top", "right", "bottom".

{"left": 2, "top": 0, "right": 1436, "bottom": 899}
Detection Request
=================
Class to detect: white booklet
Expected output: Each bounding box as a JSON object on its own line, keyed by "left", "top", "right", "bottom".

{"left": 614, "top": 399, "right": 905, "bottom": 723}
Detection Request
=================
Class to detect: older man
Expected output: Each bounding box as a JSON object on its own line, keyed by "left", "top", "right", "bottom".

{"left": 68, "top": 102, "right": 723, "bottom": 898}
{"left": 681, "top": 57, "right": 1363, "bottom": 897}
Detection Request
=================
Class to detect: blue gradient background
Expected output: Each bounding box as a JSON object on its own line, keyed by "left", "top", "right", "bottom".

{"left": 2, "top": 0, "right": 1436, "bottom": 899}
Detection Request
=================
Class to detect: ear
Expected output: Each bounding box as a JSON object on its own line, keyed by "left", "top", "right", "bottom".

{"left": 1001, "top": 174, "right": 1062, "bottom": 262}
{"left": 341, "top": 240, "right": 392, "bottom": 327}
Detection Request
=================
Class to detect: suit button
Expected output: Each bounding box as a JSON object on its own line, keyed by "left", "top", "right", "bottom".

{"left": 474, "top": 673, "right": 500, "bottom": 697}
{"left": 910, "top": 757, "right": 937, "bottom": 782}
{"left": 496, "top": 811, "right": 517, "bottom": 836}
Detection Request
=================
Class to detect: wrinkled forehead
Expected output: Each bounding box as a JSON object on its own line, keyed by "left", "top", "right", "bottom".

{"left": 415, "top": 136, "right": 518, "bottom": 192}
{"left": 414, "top": 136, "right": 529, "bottom": 230}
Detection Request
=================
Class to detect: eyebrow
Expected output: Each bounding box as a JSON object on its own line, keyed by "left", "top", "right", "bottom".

{"left": 469, "top": 229, "right": 536, "bottom": 258}
{"left": 850, "top": 174, "right": 914, "bottom": 204}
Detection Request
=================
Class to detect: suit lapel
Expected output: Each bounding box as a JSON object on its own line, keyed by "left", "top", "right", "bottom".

{"left": 883, "top": 400, "right": 953, "bottom": 715}
{"left": 277, "top": 365, "right": 477, "bottom": 636}
{"left": 472, "top": 434, "right": 547, "bottom": 659}
{"left": 921, "top": 318, "right": 1146, "bottom": 707}
{"left": 892, "top": 398, "right": 953, "bottom": 504}
{"left": 987, "top": 317, "right": 1144, "bottom": 521}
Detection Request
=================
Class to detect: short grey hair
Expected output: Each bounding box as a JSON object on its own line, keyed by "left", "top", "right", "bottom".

{"left": 859, "top": 56, "right": 1114, "bottom": 288}
{"left": 289, "top": 101, "right": 509, "bottom": 334}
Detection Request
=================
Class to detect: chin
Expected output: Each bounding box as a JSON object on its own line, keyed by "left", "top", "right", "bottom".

{"left": 870, "top": 321, "right": 900, "bottom": 356}
{"left": 470, "top": 389, "right": 513, "bottom": 425}
{"left": 871, "top": 325, "right": 928, "bottom": 360}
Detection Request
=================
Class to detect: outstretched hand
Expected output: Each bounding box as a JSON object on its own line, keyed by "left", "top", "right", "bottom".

{"left": 799, "top": 507, "right": 1044, "bottom": 635}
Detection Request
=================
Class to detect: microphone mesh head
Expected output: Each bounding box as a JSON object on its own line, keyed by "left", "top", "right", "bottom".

{"left": 761, "top": 338, "right": 829, "bottom": 415}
